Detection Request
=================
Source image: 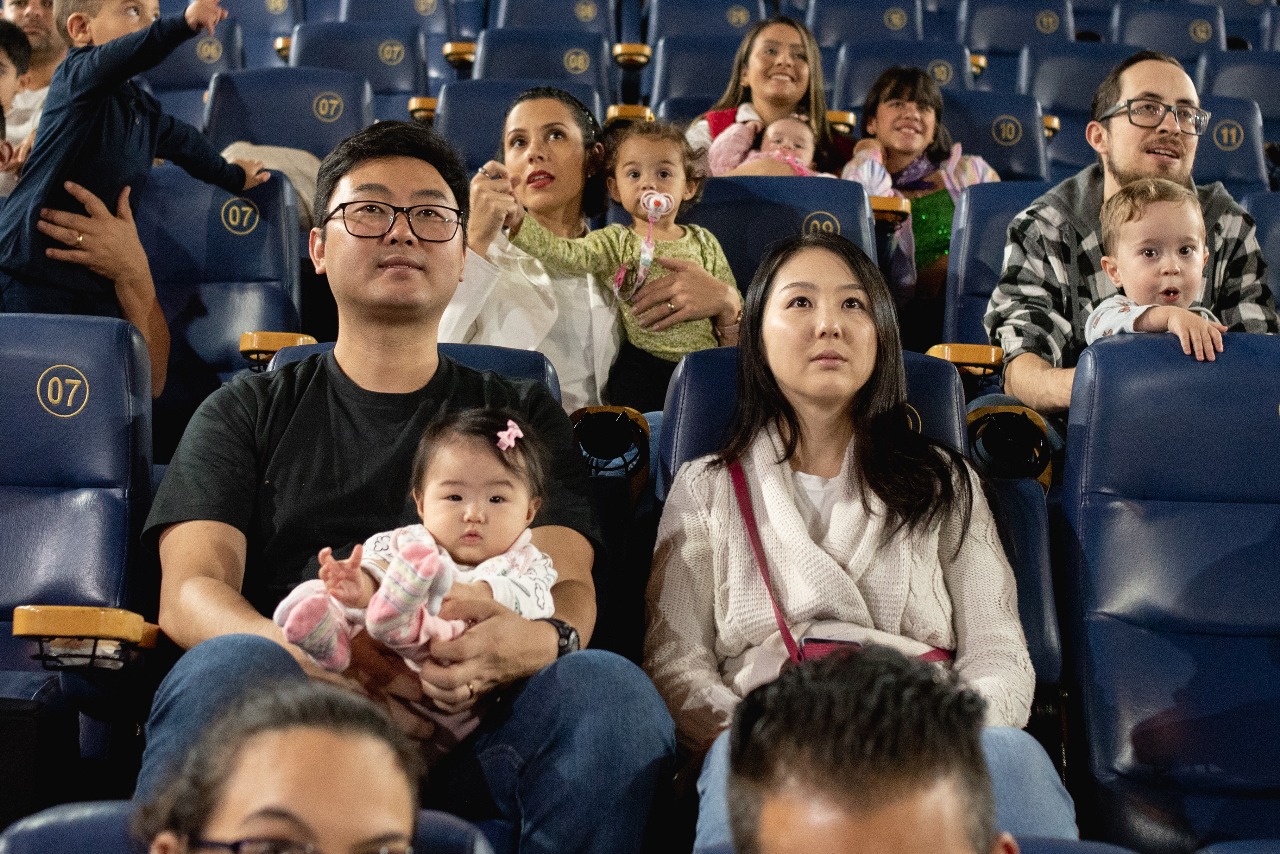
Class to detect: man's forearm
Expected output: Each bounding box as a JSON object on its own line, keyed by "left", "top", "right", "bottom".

{"left": 1004, "top": 352, "right": 1075, "bottom": 413}
{"left": 160, "top": 573, "right": 288, "bottom": 651}
{"left": 530, "top": 524, "right": 597, "bottom": 645}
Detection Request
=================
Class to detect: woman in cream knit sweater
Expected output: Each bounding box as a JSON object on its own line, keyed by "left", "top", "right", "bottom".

{"left": 644, "top": 232, "right": 1075, "bottom": 849}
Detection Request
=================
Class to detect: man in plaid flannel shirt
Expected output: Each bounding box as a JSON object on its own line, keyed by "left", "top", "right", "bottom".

{"left": 985, "top": 50, "right": 1278, "bottom": 413}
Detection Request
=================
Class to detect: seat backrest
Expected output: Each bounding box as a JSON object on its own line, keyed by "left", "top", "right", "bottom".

{"left": 1025, "top": 41, "right": 1141, "bottom": 183}
{"left": 1115, "top": 1, "right": 1226, "bottom": 66}
{"left": 683, "top": 176, "right": 876, "bottom": 294}
{"left": 1201, "top": 50, "right": 1280, "bottom": 143}
{"left": 650, "top": 35, "right": 741, "bottom": 105}
{"left": 289, "top": 21, "right": 427, "bottom": 121}
{"left": 941, "top": 89, "right": 1049, "bottom": 181}
{"left": 1194, "top": 95, "right": 1270, "bottom": 200}
{"left": 304, "top": 0, "right": 342, "bottom": 22}
{"left": 269, "top": 342, "right": 563, "bottom": 403}
{"left": 961, "top": 0, "right": 1071, "bottom": 92}
{"left": 1063, "top": 334, "right": 1280, "bottom": 852}
{"left": 646, "top": 0, "right": 765, "bottom": 46}
{"left": 944, "top": 181, "right": 1053, "bottom": 345}
{"left": 0, "top": 316, "right": 152, "bottom": 671}
{"left": 805, "top": 0, "right": 925, "bottom": 46}
{"left": 493, "top": 0, "right": 616, "bottom": 38}
{"left": 1069, "top": 0, "right": 1120, "bottom": 42}
{"left": 659, "top": 347, "right": 964, "bottom": 499}
{"left": 203, "top": 67, "right": 376, "bottom": 160}
{"left": 1242, "top": 192, "right": 1280, "bottom": 276}
{"left": 434, "top": 78, "right": 603, "bottom": 173}
{"left": 225, "top": 0, "right": 301, "bottom": 67}
{"left": 655, "top": 94, "right": 717, "bottom": 126}
{"left": 338, "top": 0, "right": 455, "bottom": 35}
{"left": 473, "top": 28, "right": 614, "bottom": 102}
{"left": 0, "top": 801, "right": 495, "bottom": 854}
{"left": 832, "top": 40, "right": 972, "bottom": 113}
{"left": 141, "top": 19, "right": 243, "bottom": 129}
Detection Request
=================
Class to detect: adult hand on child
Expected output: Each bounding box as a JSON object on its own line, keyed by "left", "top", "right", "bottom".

{"left": 185, "top": 0, "right": 227, "bottom": 35}
{"left": 235, "top": 158, "right": 270, "bottom": 190}
{"left": 417, "top": 598, "right": 558, "bottom": 715}
{"left": 631, "top": 256, "right": 743, "bottom": 333}
{"left": 467, "top": 160, "right": 523, "bottom": 256}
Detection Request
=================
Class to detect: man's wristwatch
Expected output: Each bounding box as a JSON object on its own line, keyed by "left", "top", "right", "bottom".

{"left": 539, "top": 617, "right": 580, "bottom": 658}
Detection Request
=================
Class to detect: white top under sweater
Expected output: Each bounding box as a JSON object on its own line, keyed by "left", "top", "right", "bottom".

{"left": 644, "top": 427, "right": 1035, "bottom": 749}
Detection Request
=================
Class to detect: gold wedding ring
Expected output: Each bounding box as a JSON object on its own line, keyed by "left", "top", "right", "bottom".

{"left": 665, "top": 301, "right": 676, "bottom": 315}
{"left": 75, "top": 232, "right": 84, "bottom": 247}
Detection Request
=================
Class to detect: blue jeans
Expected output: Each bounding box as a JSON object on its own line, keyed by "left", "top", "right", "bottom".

{"left": 136, "top": 635, "right": 675, "bottom": 854}
{"left": 693, "top": 725, "right": 1078, "bottom": 851}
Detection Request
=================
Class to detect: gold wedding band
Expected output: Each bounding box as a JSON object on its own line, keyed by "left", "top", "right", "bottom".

{"left": 75, "top": 232, "right": 84, "bottom": 247}
{"left": 665, "top": 301, "right": 676, "bottom": 315}
{"left": 466, "top": 681, "right": 475, "bottom": 699}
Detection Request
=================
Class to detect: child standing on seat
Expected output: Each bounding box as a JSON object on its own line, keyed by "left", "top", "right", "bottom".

{"left": 0, "top": 0, "right": 268, "bottom": 315}
{"left": 707, "top": 114, "right": 828, "bottom": 177}
{"left": 507, "top": 120, "right": 736, "bottom": 412}
{"left": 274, "top": 408, "right": 557, "bottom": 759}
{"left": 1088, "top": 177, "right": 1227, "bottom": 361}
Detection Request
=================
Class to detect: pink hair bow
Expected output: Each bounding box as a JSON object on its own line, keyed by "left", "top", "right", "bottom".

{"left": 496, "top": 419, "right": 524, "bottom": 450}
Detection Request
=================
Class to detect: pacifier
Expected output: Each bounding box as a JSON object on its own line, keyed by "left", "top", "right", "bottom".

{"left": 640, "top": 190, "right": 675, "bottom": 218}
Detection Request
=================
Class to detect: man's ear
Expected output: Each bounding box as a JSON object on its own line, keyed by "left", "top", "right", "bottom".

{"left": 148, "top": 831, "right": 185, "bottom": 854}
{"left": 1085, "top": 119, "right": 1108, "bottom": 156}
{"left": 990, "top": 831, "right": 1019, "bottom": 854}
{"left": 308, "top": 226, "right": 327, "bottom": 276}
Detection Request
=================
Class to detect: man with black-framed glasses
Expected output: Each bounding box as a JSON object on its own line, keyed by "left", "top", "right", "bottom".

{"left": 986, "top": 49, "right": 1276, "bottom": 415}
{"left": 140, "top": 120, "right": 676, "bottom": 854}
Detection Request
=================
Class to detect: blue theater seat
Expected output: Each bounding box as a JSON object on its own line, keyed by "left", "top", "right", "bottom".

{"left": 1063, "top": 334, "right": 1280, "bottom": 852}
{"left": 944, "top": 181, "right": 1053, "bottom": 345}
{"left": 222, "top": 0, "right": 301, "bottom": 68}
{"left": 831, "top": 40, "right": 973, "bottom": 113}
{"left": 134, "top": 164, "right": 301, "bottom": 460}
{"left": 140, "top": 19, "right": 243, "bottom": 130}
{"left": 473, "top": 28, "right": 616, "bottom": 103}
{"left": 0, "top": 315, "right": 154, "bottom": 825}
{"left": 1115, "top": 1, "right": 1225, "bottom": 68}
{"left": 339, "top": 0, "right": 454, "bottom": 35}
{"left": 1071, "top": 0, "right": 1120, "bottom": 42}
{"left": 1242, "top": 192, "right": 1280, "bottom": 270}
{"left": 0, "top": 801, "right": 494, "bottom": 854}
{"left": 805, "top": 0, "right": 925, "bottom": 47}
{"left": 434, "top": 78, "right": 603, "bottom": 174}
{"left": 1194, "top": 96, "right": 1269, "bottom": 200}
{"left": 649, "top": 35, "right": 741, "bottom": 109}
{"left": 1214, "top": 0, "right": 1274, "bottom": 51}
{"left": 492, "top": 0, "right": 616, "bottom": 39}
{"left": 303, "top": 0, "right": 342, "bottom": 22}
{"left": 959, "top": 0, "right": 1073, "bottom": 94}
{"left": 270, "top": 342, "right": 563, "bottom": 403}
{"left": 1199, "top": 51, "right": 1280, "bottom": 145}
{"left": 203, "top": 66, "right": 376, "bottom": 160}
{"left": 655, "top": 95, "right": 717, "bottom": 126}
{"left": 290, "top": 21, "right": 429, "bottom": 121}
{"left": 644, "top": 0, "right": 765, "bottom": 47}
{"left": 941, "top": 89, "right": 1050, "bottom": 181}
{"left": 682, "top": 176, "right": 876, "bottom": 295}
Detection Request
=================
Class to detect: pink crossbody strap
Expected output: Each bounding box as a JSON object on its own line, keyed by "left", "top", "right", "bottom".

{"left": 728, "top": 460, "right": 802, "bottom": 663}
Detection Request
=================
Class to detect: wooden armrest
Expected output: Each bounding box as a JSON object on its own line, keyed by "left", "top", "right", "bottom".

{"left": 1043, "top": 115, "right": 1060, "bottom": 139}
{"left": 240, "top": 332, "right": 319, "bottom": 369}
{"left": 926, "top": 343, "right": 1004, "bottom": 375}
{"left": 827, "top": 109, "right": 857, "bottom": 135}
{"left": 409, "top": 96, "right": 437, "bottom": 122}
{"left": 970, "top": 53, "right": 987, "bottom": 77}
{"left": 871, "top": 195, "right": 911, "bottom": 224}
{"left": 606, "top": 104, "right": 654, "bottom": 127}
{"left": 444, "top": 40, "right": 476, "bottom": 68}
{"left": 273, "top": 36, "right": 291, "bottom": 62}
{"left": 612, "top": 42, "right": 651, "bottom": 69}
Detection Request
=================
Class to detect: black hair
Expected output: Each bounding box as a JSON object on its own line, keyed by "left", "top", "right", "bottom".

{"left": 0, "top": 19, "right": 32, "bottom": 76}
{"left": 314, "top": 120, "right": 469, "bottom": 234}
{"left": 862, "top": 66, "right": 954, "bottom": 167}
{"left": 604, "top": 119, "right": 706, "bottom": 215}
{"left": 728, "top": 646, "right": 995, "bottom": 854}
{"left": 505, "top": 86, "right": 608, "bottom": 219}
{"left": 1091, "top": 49, "right": 1185, "bottom": 123}
{"left": 715, "top": 232, "right": 972, "bottom": 541}
{"left": 409, "top": 407, "right": 552, "bottom": 504}
{"left": 132, "top": 679, "right": 423, "bottom": 845}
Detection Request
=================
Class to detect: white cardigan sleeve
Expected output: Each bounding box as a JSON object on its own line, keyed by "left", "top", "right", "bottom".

{"left": 645, "top": 461, "right": 741, "bottom": 750}
{"left": 939, "top": 465, "right": 1036, "bottom": 728}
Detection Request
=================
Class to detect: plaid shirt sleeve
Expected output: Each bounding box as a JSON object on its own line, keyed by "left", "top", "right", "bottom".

{"left": 1204, "top": 208, "right": 1278, "bottom": 334}
{"left": 984, "top": 205, "right": 1077, "bottom": 368}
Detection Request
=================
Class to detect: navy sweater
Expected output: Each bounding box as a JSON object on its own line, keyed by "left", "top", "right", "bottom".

{"left": 0, "top": 15, "right": 245, "bottom": 308}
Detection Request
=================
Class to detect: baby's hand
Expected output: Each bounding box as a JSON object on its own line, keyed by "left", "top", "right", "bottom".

{"left": 234, "top": 158, "right": 270, "bottom": 190}
{"left": 744, "top": 120, "right": 764, "bottom": 136}
{"left": 185, "top": 0, "right": 227, "bottom": 35}
{"left": 1166, "top": 308, "right": 1227, "bottom": 361}
{"left": 319, "top": 544, "right": 372, "bottom": 608}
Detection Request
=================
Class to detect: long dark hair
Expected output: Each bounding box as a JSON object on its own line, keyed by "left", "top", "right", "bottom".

{"left": 505, "top": 86, "right": 608, "bottom": 218}
{"left": 715, "top": 232, "right": 971, "bottom": 538}
{"left": 862, "top": 66, "right": 955, "bottom": 167}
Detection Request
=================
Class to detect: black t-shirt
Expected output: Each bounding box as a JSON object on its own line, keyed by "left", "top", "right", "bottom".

{"left": 144, "top": 351, "right": 599, "bottom": 617}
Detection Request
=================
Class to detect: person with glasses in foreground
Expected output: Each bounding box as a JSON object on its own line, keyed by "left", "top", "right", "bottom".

{"left": 136, "top": 680, "right": 423, "bottom": 854}
{"left": 985, "top": 50, "right": 1277, "bottom": 416}
{"left": 139, "top": 120, "right": 676, "bottom": 854}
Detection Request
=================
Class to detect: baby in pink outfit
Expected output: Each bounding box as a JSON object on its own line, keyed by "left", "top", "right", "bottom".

{"left": 707, "top": 115, "right": 829, "bottom": 177}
